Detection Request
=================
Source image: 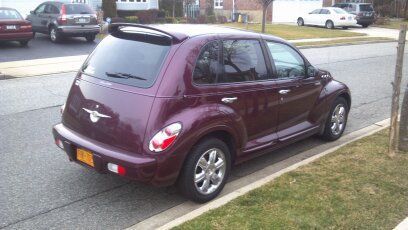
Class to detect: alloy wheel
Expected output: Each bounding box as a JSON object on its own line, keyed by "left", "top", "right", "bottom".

{"left": 50, "top": 28, "right": 57, "bottom": 42}
{"left": 330, "top": 104, "right": 346, "bottom": 136}
{"left": 194, "top": 148, "right": 226, "bottom": 195}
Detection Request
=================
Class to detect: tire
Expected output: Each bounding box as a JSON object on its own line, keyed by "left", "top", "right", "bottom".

{"left": 177, "top": 138, "right": 231, "bottom": 203}
{"left": 325, "top": 20, "right": 334, "bottom": 29}
{"left": 321, "top": 97, "right": 349, "bottom": 141}
{"left": 361, "top": 24, "right": 369, "bottom": 28}
{"left": 342, "top": 26, "right": 349, "bottom": 30}
{"left": 19, "top": 40, "right": 29, "bottom": 47}
{"left": 85, "top": 34, "right": 96, "bottom": 42}
{"left": 49, "top": 26, "right": 61, "bottom": 43}
{"left": 297, "top": 18, "right": 304, "bottom": 26}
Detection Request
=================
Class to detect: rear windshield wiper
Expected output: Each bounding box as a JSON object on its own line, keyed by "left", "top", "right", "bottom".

{"left": 105, "top": 72, "right": 147, "bottom": 81}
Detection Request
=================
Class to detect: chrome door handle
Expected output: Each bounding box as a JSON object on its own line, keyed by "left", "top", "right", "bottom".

{"left": 222, "top": 97, "right": 238, "bottom": 104}
{"left": 279, "top": 89, "right": 291, "bottom": 95}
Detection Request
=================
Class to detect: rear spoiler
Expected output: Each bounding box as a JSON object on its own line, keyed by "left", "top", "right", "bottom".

{"left": 108, "top": 23, "right": 188, "bottom": 43}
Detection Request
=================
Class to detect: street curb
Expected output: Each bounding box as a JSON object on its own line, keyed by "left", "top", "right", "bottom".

{"left": 128, "top": 118, "right": 390, "bottom": 230}
{"left": 297, "top": 39, "right": 396, "bottom": 49}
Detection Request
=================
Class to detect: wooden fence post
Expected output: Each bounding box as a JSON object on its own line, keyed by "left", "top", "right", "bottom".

{"left": 389, "top": 24, "right": 407, "bottom": 157}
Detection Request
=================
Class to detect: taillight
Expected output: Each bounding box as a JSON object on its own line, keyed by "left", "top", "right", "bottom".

{"left": 60, "top": 103, "right": 65, "bottom": 115}
{"left": 58, "top": 5, "right": 67, "bottom": 25}
{"left": 20, "top": 24, "right": 32, "bottom": 29}
{"left": 149, "top": 123, "right": 182, "bottom": 152}
{"left": 107, "top": 163, "right": 126, "bottom": 176}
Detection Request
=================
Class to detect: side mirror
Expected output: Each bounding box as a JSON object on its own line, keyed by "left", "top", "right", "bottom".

{"left": 307, "top": 66, "right": 318, "bottom": 78}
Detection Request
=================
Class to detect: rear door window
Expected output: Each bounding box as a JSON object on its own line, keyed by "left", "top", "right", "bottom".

{"left": 82, "top": 34, "right": 171, "bottom": 88}
{"left": 193, "top": 41, "right": 220, "bottom": 84}
{"left": 64, "top": 4, "right": 94, "bottom": 14}
{"left": 359, "top": 4, "right": 374, "bottom": 12}
{"left": 219, "top": 40, "right": 268, "bottom": 83}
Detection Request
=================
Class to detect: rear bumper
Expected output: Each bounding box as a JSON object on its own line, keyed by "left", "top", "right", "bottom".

{"left": 52, "top": 123, "right": 157, "bottom": 182}
{"left": 0, "top": 32, "right": 33, "bottom": 41}
{"left": 356, "top": 18, "right": 375, "bottom": 25}
{"left": 336, "top": 21, "right": 358, "bottom": 27}
{"left": 57, "top": 25, "right": 100, "bottom": 36}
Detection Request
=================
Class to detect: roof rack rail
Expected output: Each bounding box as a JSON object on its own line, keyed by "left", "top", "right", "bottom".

{"left": 108, "top": 23, "right": 187, "bottom": 43}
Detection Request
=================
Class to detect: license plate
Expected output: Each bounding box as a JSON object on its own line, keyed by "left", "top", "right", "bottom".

{"left": 76, "top": 18, "right": 89, "bottom": 23}
{"left": 77, "top": 148, "right": 94, "bottom": 167}
{"left": 6, "top": 25, "right": 17, "bottom": 30}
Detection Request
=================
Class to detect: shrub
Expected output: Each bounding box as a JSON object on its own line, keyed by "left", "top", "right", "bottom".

{"left": 217, "top": 15, "right": 227, "bottom": 24}
{"left": 177, "top": 17, "right": 187, "bottom": 24}
{"left": 125, "top": 16, "right": 139, "bottom": 23}
{"left": 102, "top": 0, "right": 117, "bottom": 19}
{"left": 136, "top": 9, "right": 160, "bottom": 24}
{"left": 197, "top": 15, "right": 207, "bottom": 24}
{"left": 165, "top": 17, "right": 176, "bottom": 23}
{"left": 111, "top": 17, "right": 126, "bottom": 23}
{"left": 207, "top": 15, "right": 217, "bottom": 24}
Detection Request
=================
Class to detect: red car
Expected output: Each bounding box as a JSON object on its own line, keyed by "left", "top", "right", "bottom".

{"left": 53, "top": 24, "right": 351, "bottom": 203}
{"left": 0, "top": 7, "right": 33, "bottom": 46}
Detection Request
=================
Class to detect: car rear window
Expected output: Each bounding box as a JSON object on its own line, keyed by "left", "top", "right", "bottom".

{"left": 0, "top": 9, "right": 22, "bottom": 19}
{"left": 359, "top": 4, "right": 374, "bottom": 11}
{"left": 81, "top": 34, "right": 171, "bottom": 88}
{"left": 333, "top": 8, "right": 348, "bottom": 14}
{"left": 64, "top": 4, "right": 94, "bottom": 14}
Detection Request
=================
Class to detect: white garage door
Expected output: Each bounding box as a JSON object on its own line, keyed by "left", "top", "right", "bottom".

{"left": 272, "top": 0, "right": 323, "bottom": 23}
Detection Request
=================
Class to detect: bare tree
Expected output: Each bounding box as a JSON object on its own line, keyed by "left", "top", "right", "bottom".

{"left": 259, "top": 0, "right": 274, "bottom": 33}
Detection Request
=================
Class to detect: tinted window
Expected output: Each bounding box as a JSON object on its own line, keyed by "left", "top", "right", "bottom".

{"left": 310, "top": 9, "right": 321, "bottom": 14}
{"left": 359, "top": 4, "right": 374, "bottom": 12}
{"left": 35, "top": 4, "right": 46, "bottom": 14}
{"left": 333, "top": 8, "right": 348, "bottom": 14}
{"left": 0, "top": 9, "right": 22, "bottom": 19}
{"left": 64, "top": 4, "right": 94, "bottom": 14}
{"left": 82, "top": 35, "right": 170, "bottom": 88}
{"left": 49, "top": 5, "right": 60, "bottom": 14}
{"left": 220, "top": 40, "right": 268, "bottom": 83}
{"left": 193, "top": 41, "right": 220, "bottom": 85}
{"left": 267, "top": 42, "right": 305, "bottom": 79}
{"left": 320, "top": 9, "right": 330, "bottom": 14}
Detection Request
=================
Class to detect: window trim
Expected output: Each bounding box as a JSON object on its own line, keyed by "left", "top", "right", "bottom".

{"left": 192, "top": 38, "right": 274, "bottom": 87}
{"left": 263, "top": 40, "right": 308, "bottom": 81}
{"left": 214, "top": 0, "right": 223, "bottom": 9}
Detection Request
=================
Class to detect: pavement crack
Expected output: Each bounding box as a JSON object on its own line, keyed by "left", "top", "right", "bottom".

{"left": 0, "top": 182, "right": 130, "bottom": 229}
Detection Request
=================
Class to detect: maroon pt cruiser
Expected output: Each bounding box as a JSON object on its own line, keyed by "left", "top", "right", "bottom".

{"left": 53, "top": 24, "right": 351, "bottom": 202}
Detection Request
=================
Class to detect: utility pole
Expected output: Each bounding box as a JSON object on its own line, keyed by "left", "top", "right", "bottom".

{"left": 389, "top": 24, "right": 407, "bottom": 157}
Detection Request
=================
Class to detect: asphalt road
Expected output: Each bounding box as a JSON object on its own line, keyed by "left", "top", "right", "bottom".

{"left": 0, "top": 33, "right": 100, "bottom": 62}
{"left": 1, "top": 42, "right": 407, "bottom": 229}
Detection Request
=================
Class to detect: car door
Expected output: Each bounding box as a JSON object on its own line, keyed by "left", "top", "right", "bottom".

{"left": 265, "top": 41, "right": 323, "bottom": 140}
{"left": 191, "top": 39, "right": 279, "bottom": 154}
{"left": 319, "top": 9, "right": 331, "bottom": 26}
{"left": 39, "top": 4, "right": 54, "bottom": 32}
{"left": 28, "top": 3, "right": 46, "bottom": 32}
{"left": 305, "top": 9, "right": 321, "bottom": 25}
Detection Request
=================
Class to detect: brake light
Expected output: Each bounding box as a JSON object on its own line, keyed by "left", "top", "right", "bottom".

{"left": 149, "top": 123, "right": 182, "bottom": 152}
{"left": 20, "top": 24, "right": 32, "bottom": 29}
{"left": 58, "top": 5, "right": 67, "bottom": 25}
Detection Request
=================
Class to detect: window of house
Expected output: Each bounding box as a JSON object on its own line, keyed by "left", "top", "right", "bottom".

{"left": 219, "top": 40, "right": 268, "bottom": 83}
{"left": 193, "top": 41, "right": 220, "bottom": 85}
{"left": 214, "top": 0, "right": 223, "bottom": 9}
{"left": 266, "top": 42, "right": 305, "bottom": 79}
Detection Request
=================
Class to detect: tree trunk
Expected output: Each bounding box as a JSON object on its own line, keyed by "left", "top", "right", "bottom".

{"left": 399, "top": 82, "right": 408, "bottom": 152}
{"left": 262, "top": 5, "right": 267, "bottom": 33}
{"left": 389, "top": 24, "right": 407, "bottom": 157}
{"left": 172, "top": 0, "right": 176, "bottom": 18}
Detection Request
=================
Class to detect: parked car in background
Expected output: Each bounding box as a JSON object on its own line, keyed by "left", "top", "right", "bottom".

{"left": 298, "top": 7, "right": 358, "bottom": 29}
{"left": 0, "top": 7, "right": 33, "bottom": 46}
{"left": 332, "top": 3, "right": 375, "bottom": 27}
{"left": 27, "top": 1, "right": 100, "bottom": 43}
{"left": 53, "top": 24, "right": 351, "bottom": 203}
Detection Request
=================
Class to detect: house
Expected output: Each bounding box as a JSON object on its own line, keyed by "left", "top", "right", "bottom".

{"left": 0, "top": 0, "right": 158, "bottom": 18}
{"left": 197, "top": 0, "right": 338, "bottom": 23}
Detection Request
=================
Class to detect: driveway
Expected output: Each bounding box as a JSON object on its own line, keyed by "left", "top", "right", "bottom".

{"left": 0, "top": 33, "right": 100, "bottom": 63}
{"left": 349, "top": 26, "right": 402, "bottom": 39}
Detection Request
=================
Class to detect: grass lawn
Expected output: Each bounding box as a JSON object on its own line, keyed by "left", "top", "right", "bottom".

{"left": 224, "top": 23, "right": 365, "bottom": 40}
{"left": 293, "top": 37, "right": 395, "bottom": 47}
{"left": 175, "top": 130, "right": 408, "bottom": 230}
{"left": 374, "top": 20, "right": 408, "bottom": 30}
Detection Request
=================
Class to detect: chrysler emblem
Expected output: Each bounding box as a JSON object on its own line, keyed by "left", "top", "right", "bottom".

{"left": 82, "top": 108, "right": 111, "bottom": 123}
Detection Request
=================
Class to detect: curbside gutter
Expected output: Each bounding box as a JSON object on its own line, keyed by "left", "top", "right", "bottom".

{"left": 128, "top": 118, "right": 390, "bottom": 230}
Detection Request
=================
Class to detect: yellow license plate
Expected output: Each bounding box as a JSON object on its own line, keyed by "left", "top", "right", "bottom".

{"left": 76, "top": 148, "right": 94, "bottom": 167}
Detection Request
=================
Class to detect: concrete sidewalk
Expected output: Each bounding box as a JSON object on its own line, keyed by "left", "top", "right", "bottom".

{"left": 0, "top": 55, "right": 87, "bottom": 78}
